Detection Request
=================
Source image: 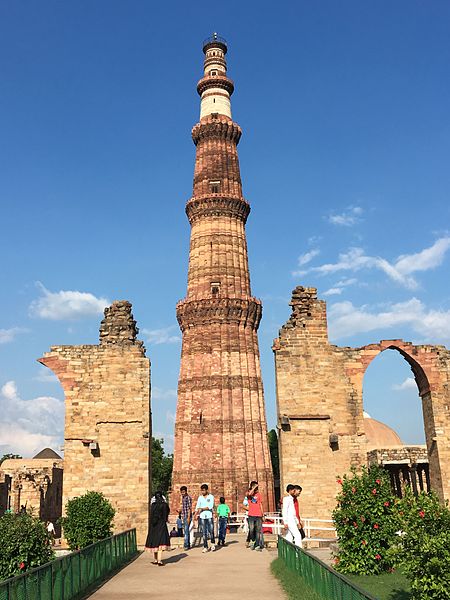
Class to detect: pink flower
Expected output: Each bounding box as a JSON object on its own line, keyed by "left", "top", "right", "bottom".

{"left": 372, "top": 489, "right": 377, "bottom": 495}
{"left": 353, "top": 522, "right": 358, "bottom": 528}
{"left": 337, "top": 479, "right": 343, "bottom": 485}
{"left": 375, "top": 479, "right": 381, "bottom": 485}
{"left": 334, "top": 557, "right": 340, "bottom": 564}
{"left": 351, "top": 487, "right": 356, "bottom": 493}
{"left": 373, "top": 523, "right": 379, "bottom": 529}
{"left": 375, "top": 554, "right": 381, "bottom": 560}
{"left": 19, "top": 562, "right": 25, "bottom": 570}
{"left": 419, "top": 510, "right": 425, "bottom": 518}
{"left": 384, "top": 501, "right": 390, "bottom": 507}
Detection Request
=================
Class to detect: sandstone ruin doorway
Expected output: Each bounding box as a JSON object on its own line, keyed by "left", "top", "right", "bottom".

{"left": 362, "top": 347, "right": 430, "bottom": 497}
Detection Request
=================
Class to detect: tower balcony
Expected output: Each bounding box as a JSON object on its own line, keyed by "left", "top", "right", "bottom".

{"left": 197, "top": 74, "right": 234, "bottom": 97}
{"left": 202, "top": 34, "right": 228, "bottom": 54}
{"left": 185, "top": 195, "right": 250, "bottom": 224}
{"left": 176, "top": 296, "right": 262, "bottom": 331}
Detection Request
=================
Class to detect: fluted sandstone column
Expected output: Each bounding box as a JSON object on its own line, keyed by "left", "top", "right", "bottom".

{"left": 172, "top": 35, "right": 274, "bottom": 511}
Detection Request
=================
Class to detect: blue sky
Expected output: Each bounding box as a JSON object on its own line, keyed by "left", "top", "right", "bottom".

{"left": 1, "top": 1, "right": 449, "bottom": 457}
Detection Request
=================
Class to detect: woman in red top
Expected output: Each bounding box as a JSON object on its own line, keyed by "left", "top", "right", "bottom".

{"left": 246, "top": 481, "right": 264, "bottom": 551}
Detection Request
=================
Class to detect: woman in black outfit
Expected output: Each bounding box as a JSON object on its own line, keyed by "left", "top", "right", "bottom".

{"left": 145, "top": 491, "right": 170, "bottom": 565}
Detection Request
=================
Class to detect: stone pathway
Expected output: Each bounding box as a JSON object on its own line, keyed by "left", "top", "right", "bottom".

{"left": 89, "top": 539, "right": 285, "bottom": 599}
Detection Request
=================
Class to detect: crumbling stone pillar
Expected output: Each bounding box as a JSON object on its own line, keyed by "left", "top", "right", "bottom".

{"left": 39, "top": 301, "right": 151, "bottom": 544}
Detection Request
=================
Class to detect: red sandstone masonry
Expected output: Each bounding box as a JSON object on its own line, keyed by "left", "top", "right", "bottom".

{"left": 172, "top": 41, "right": 274, "bottom": 511}
{"left": 274, "top": 286, "right": 450, "bottom": 519}
{"left": 38, "top": 301, "right": 151, "bottom": 545}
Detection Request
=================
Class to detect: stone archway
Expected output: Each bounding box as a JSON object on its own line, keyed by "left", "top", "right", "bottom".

{"left": 274, "top": 286, "right": 450, "bottom": 519}
{"left": 348, "top": 340, "right": 450, "bottom": 502}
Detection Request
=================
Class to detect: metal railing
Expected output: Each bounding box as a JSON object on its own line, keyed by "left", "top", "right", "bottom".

{"left": 220, "top": 513, "right": 337, "bottom": 542}
{"left": 278, "top": 536, "right": 377, "bottom": 600}
{"left": 0, "top": 528, "right": 137, "bottom": 600}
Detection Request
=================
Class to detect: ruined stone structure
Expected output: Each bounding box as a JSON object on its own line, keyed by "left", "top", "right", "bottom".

{"left": 0, "top": 450, "right": 63, "bottom": 534}
{"left": 274, "top": 286, "right": 450, "bottom": 518}
{"left": 39, "top": 301, "right": 151, "bottom": 544}
{"left": 172, "top": 35, "right": 275, "bottom": 511}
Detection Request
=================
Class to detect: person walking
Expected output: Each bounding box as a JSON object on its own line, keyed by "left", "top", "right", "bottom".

{"left": 179, "top": 486, "right": 193, "bottom": 549}
{"left": 194, "top": 484, "right": 216, "bottom": 553}
{"left": 216, "top": 496, "right": 230, "bottom": 546}
{"left": 145, "top": 491, "right": 170, "bottom": 565}
{"left": 246, "top": 481, "right": 265, "bottom": 551}
{"left": 294, "top": 485, "right": 306, "bottom": 541}
{"left": 176, "top": 512, "right": 183, "bottom": 537}
{"left": 282, "top": 484, "right": 302, "bottom": 547}
{"left": 46, "top": 521, "right": 55, "bottom": 546}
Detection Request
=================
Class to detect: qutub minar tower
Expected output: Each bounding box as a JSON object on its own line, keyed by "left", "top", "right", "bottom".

{"left": 172, "top": 35, "right": 275, "bottom": 512}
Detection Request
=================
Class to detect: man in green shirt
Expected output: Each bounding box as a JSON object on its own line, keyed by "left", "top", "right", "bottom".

{"left": 217, "top": 496, "right": 230, "bottom": 546}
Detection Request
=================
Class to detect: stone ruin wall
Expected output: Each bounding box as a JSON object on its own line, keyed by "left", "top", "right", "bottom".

{"left": 0, "top": 459, "right": 63, "bottom": 534}
{"left": 273, "top": 286, "right": 450, "bottom": 519}
{"left": 38, "top": 301, "right": 151, "bottom": 545}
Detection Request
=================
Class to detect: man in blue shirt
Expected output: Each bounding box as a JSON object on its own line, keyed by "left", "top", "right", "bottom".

{"left": 194, "top": 484, "right": 216, "bottom": 553}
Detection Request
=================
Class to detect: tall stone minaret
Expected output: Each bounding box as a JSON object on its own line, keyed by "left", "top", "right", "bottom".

{"left": 172, "top": 35, "right": 275, "bottom": 512}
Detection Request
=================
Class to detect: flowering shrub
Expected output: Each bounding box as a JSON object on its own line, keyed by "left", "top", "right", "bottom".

{"left": 60, "top": 491, "right": 115, "bottom": 550}
{"left": 332, "top": 466, "right": 399, "bottom": 574}
{"left": 395, "top": 489, "right": 450, "bottom": 600}
{"left": 0, "top": 512, "right": 54, "bottom": 581}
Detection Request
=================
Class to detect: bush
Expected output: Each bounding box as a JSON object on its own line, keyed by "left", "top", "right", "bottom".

{"left": 332, "top": 466, "right": 399, "bottom": 575}
{"left": 394, "top": 489, "right": 450, "bottom": 600}
{"left": 60, "top": 491, "right": 115, "bottom": 550}
{"left": 0, "top": 512, "right": 54, "bottom": 580}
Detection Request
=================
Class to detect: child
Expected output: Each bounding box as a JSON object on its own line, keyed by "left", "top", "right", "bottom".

{"left": 216, "top": 496, "right": 230, "bottom": 546}
{"left": 176, "top": 511, "right": 183, "bottom": 537}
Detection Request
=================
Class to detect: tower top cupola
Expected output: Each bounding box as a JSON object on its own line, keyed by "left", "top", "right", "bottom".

{"left": 202, "top": 32, "right": 228, "bottom": 54}
{"left": 198, "top": 33, "right": 234, "bottom": 120}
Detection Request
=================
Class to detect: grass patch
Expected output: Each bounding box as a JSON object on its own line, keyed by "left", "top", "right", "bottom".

{"left": 347, "top": 568, "right": 411, "bottom": 600}
{"left": 272, "top": 556, "right": 412, "bottom": 600}
{"left": 271, "top": 558, "right": 322, "bottom": 600}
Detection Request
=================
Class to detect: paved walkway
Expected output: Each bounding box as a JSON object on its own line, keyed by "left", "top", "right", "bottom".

{"left": 90, "top": 539, "right": 285, "bottom": 599}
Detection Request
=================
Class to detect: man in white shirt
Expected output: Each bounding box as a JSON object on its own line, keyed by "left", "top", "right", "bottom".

{"left": 194, "top": 483, "right": 216, "bottom": 553}
{"left": 282, "top": 484, "right": 303, "bottom": 547}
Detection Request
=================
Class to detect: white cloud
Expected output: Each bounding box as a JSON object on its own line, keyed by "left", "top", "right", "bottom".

{"left": 0, "top": 327, "right": 28, "bottom": 344}
{"left": 29, "top": 282, "right": 109, "bottom": 320}
{"left": 392, "top": 378, "right": 417, "bottom": 391}
{"left": 297, "top": 249, "right": 320, "bottom": 266}
{"left": 323, "top": 278, "right": 357, "bottom": 296}
{"left": 142, "top": 326, "right": 181, "bottom": 345}
{"left": 152, "top": 387, "right": 177, "bottom": 400}
{"left": 2, "top": 380, "right": 18, "bottom": 400}
{"left": 0, "top": 380, "right": 64, "bottom": 457}
{"left": 323, "top": 287, "right": 343, "bottom": 296}
{"left": 0, "top": 425, "right": 58, "bottom": 459}
{"left": 33, "top": 367, "right": 60, "bottom": 384}
{"left": 327, "top": 206, "right": 363, "bottom": 227}
{"left": 166, "top": 411, "right": 176, "bottom": 424}
{"left": 153, "top": 431, "right": 174, "bottom": 454}
{"left": 328, "top": 297, "right": 450, "bottom": 343}
{"left": 298, "top": 237, "right": 450, "bottom": 289}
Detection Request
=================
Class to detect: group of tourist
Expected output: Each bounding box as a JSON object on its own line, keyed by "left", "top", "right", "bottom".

{"left": 144, "top": 480, "right": 266, "bottom": 564}
{"left": 281, "top": 484, "right": 305, "bottom": 547}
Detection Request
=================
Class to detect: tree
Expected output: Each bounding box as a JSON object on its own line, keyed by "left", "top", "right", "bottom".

{"left": 0, "top": 454, "right": 22, "bottom": 466}
{"left": 60, "top": 491, "right": 115, "bottom": 550}
{"left": 267, "top": 429, "right": 280, "bottom": 480}
{"left": 395, "top": 489, "right": 450, "bottom": 599}
{"left": 332, "top": 466, "right": 399, "bottom": 575}
{"left": 152, "top": 437, "right": 173, "bottom": 496}
{"left": 0, "top": 512, "right": 54, "bottom": 580}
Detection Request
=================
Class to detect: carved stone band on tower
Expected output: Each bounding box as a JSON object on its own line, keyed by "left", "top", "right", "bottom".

{"left": 172, "top": 35, "right": 275, "bottom": 511}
